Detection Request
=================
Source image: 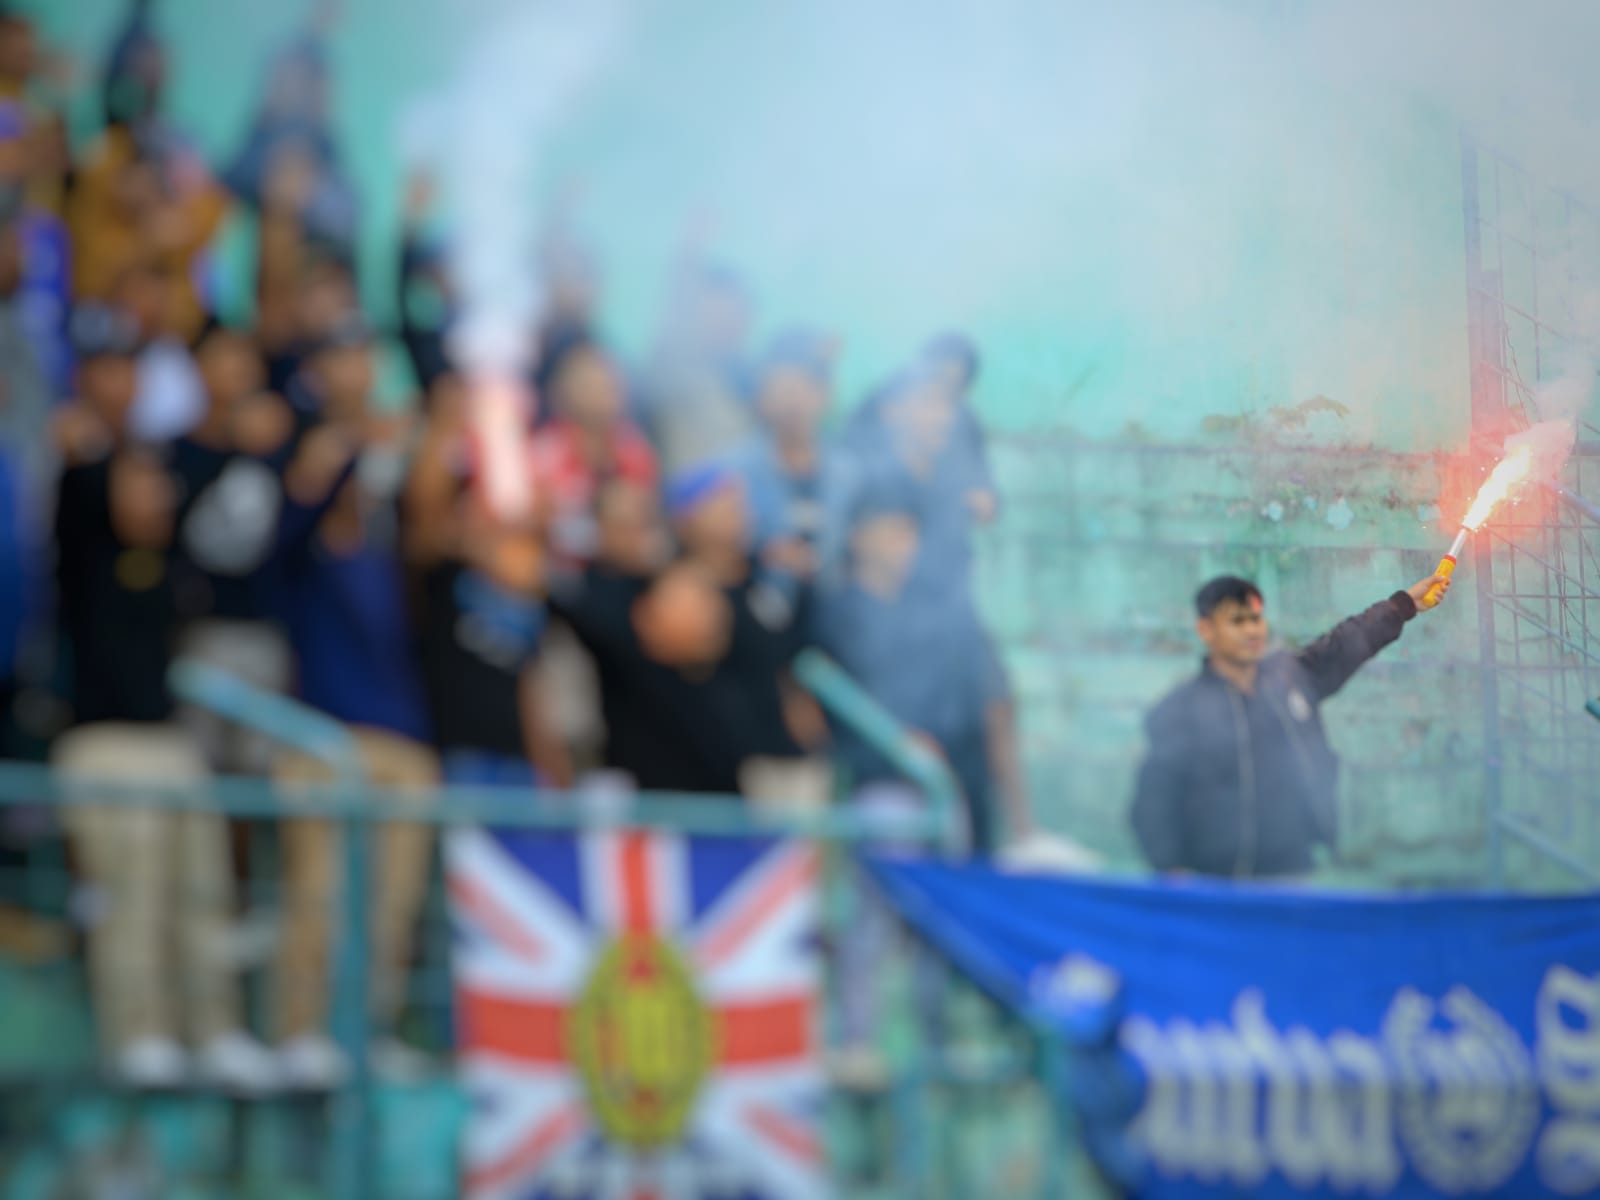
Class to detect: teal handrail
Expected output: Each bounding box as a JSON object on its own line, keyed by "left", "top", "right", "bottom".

{"left": 792, "top": 648, "right": 965, "bottom": 853}
{"left": 0, "top": 763, "right": 955, "bottom": 841}
{"left": 168, "top": 659, "right": 357, "bottom": 767}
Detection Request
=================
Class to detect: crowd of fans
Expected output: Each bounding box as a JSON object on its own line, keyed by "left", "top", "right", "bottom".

{"left": 0, "top": 2, "right": 1031, "bottom": 1091}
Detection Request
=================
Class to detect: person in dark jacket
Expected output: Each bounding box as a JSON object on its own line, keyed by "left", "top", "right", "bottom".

{"left": 1132, "top": 571, "right": 1451, "bottom": 879}
{"left": 221, "top": 2, "right": 356, "bottom": 250}
{"left": 50, "top": 306, "right": 273, "bottom": 1090}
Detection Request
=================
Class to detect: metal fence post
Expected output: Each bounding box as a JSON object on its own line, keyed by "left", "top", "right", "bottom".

{"left": 1459, "top": 137, "right": 1508, "bottom": 890}
{"left": 330, "top": 759, "right": 374, "bottom": 1200}
{"left": 1035, "top": 1026, "right": 1069, "bottom": 1200}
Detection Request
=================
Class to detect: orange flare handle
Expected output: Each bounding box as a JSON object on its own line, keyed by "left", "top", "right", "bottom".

{"left": 1421, "top": 555, "right": 1457, "bottom": 610}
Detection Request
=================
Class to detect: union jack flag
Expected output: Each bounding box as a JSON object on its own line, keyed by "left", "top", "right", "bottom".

{"left": 447, "top": 827, "right": 827, "bottom": 1200}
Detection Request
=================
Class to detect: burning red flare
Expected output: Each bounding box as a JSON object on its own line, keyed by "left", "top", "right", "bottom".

{"left": 1460, "top": 441, "right": 1535, "bottom": 530}
{"left": 1422, "top": 440, "right": 1538, "bottom": 610}
{"left": 470, "top": 372, "right": 536, "bottom": 522}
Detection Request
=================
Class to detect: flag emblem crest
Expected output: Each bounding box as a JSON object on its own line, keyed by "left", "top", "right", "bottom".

{"left": 571, "top": 932, "right": 714, "bottom": 1147}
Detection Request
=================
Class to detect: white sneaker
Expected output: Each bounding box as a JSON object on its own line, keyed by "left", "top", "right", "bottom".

{"left": 277, "top": 1033, "right": 350, "bottom": 1090}
{"left": 196, "top": 1031, "right": 280, "bottom": 1094}
{"left": 115, "top": 1036, "right": 188, "bottom": 1089}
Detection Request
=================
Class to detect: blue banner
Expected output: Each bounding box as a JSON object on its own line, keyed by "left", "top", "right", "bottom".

{"left": 870, "top": 860, "right": 1600, "bottom": 1199}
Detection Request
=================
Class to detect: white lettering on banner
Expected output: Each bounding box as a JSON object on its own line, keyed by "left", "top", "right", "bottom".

{"left": 1538, "top": 967, "right": 1600, "bottom": 1195}
{"left": 1113, "top": 969, "right": 1600, "bottom": 1194}
{"left": 1538, "top": 1119, "right": 1600, "bottom": 1197}
{"left": 1384, "top": 986, "right": 1538, "bottom": 1193}
{"left": 1125, "top": 991, "right": 1401, "bottom": 1194}
{"left": 1539, "top": 967, "right": 1600, "bottom": 1110}
{"left": 1325, "top": 1032, "right": 1398, "bottom": 1192}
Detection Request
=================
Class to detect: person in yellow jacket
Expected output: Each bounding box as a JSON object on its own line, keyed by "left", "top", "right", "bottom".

{"left": 67, "top": 124, "right": 229, "bottom": 344}
{"left": 67, "top": 0, "right": 229, "bottom": 342}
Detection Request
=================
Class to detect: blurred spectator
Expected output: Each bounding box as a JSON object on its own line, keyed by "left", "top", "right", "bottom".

{"left": 405, "top": 371, "right": 571, "bottom": 788}
{"left": 851, "top": 338, "right": 998, "bottom": 593}
{"left": 0, "top": 195, "right": 49, "bottom": 466}
{"left": 50, "top": 305, "right": 272, "bottom": 1090}
{"left": 547, "top": 480, "right": 709, "bottom": 791}
{"left": 0, "top": 8, "right": 36, "bottom": 106}
{"left": 0, "top": 6, "right": 73, "bottom": 212}
{"left": 53, "top": 309, "right": 154, "bottom": 721}
{"left": 550, "top": 474, "right": 813, "bottom": 796}
{"left": 98, "top": 0, "right": 162, "bottom": 136}
{"left": 642, "top": 248, "right": 756, "bottom": 476}
{"left": 666, "top": 464, "right": 822, "bottom": 801}
{"left": 271, "top": 314, "right": 437, "bottom": 1086}
{"left": 0, "top": 10, "right": 74, "bottom": 394}
{"left": 165, "top": 319, "right": 297, "bottom": 773}
{"left": 728, "top": 327, "right": 858, "bottom": 583}
{"left": 816, "top": 468, "right": 1024, "bottom": 855}
{"left": 530, "top": 333, "right": 656, "bottom": 567}
{"left": 538, "top": 476, "right": 659, "bottom": 777}
{"left": 0, "top": 193, "right": 51, "bottom": 745}
{"left": 69, "top": 1, "right": 227, "bottom": 342}
{"left": 265, "top": 249, "right": 360, "bottom": 399}
{"left": 396, "top": 173, "right": 454, "bottom": 398}
{"left": 2, "top": 101, "right": 73, "bottom": 398}
{"left": 836, "top": 341, "right": 1030, "bottom": 848}
{"left": 66, "top": 129, "right": 227, "bottom": 344}
{"left": 222, "top": 2, "right": 357, "bottom": 251}
{"left": 0, "top": 100, "right": 21, "bottom": 226}
{"left": 0, "top": 210, "right": 45, "bottom": 746}
{"left": 113, "top": 258, "right": 204, "bottom": 440}
{"left": 0, "top": 430, "right": 31, "bottom": 749}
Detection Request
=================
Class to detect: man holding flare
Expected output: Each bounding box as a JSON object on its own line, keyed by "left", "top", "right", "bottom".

{"left": 1132, "top": 435, "right": 1544, "bottom": 879}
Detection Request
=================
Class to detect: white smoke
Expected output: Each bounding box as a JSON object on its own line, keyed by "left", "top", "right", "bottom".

{"left": 424, "top": 0, "right": 626, "bottom": 375}
{"left": 1506, "top": 417, "right": 1579, "bottom": 485}
{"left": 387, "top": 0, "right": 1600, "bottom": 449}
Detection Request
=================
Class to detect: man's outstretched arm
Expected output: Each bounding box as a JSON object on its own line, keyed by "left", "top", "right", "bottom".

{"left": 1297, "top": 573, "right": 1450, "bottom": 701}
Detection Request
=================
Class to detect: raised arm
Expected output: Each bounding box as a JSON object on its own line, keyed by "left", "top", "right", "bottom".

{"left": 1295, "top": 573, "right": 1447, "bottom": 700}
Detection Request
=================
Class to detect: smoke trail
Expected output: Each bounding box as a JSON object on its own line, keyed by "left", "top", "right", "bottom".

{"left": 435, "top": 0, "right": 624, "bottom": 375}
{"left": 1505, "top": 417, "right": 1578, "bottom": 485}
{"left": 405, "top": 0, "right": 625, "bottom": 518}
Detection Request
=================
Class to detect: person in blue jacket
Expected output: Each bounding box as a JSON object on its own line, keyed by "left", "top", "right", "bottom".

{"left": 1132, "top": 571, "right": 1451, "bottom": 879}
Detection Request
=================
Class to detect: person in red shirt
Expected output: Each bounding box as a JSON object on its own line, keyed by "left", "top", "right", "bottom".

{"left": 530, "top": 334, "right": 656, "bottom": 569}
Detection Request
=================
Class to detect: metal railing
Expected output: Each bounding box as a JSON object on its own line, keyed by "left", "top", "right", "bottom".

{"left": 0, "top": 657, "right": 1069, "bottom": 1199}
